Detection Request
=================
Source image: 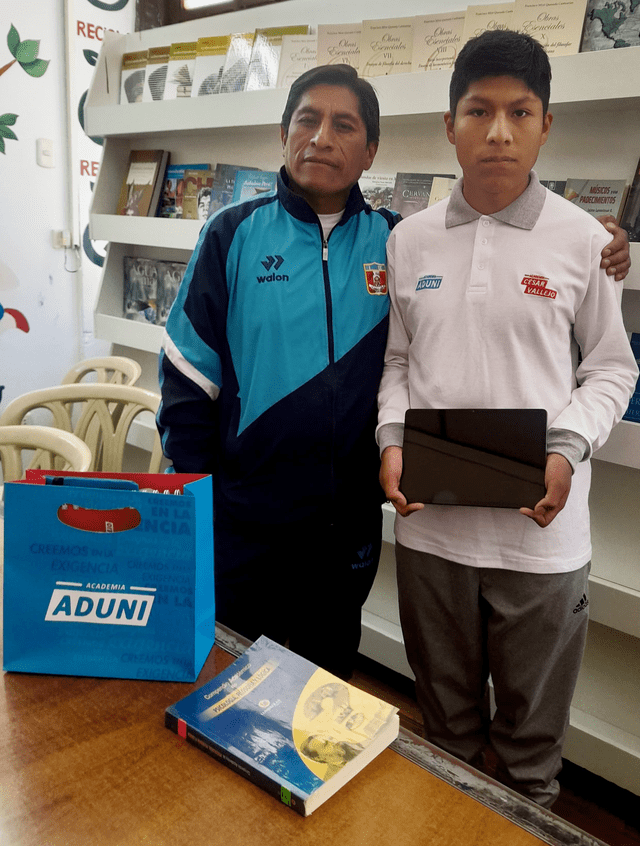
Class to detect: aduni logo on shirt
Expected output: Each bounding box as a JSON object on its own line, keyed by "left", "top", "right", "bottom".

{"left": 416, "top": 275, "right": 442, "bottom": 291}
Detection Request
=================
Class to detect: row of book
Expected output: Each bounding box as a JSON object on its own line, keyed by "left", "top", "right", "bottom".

{"left": 119, "top": 2, "right": 640, "bottom": 104}
{"left": 116, "top": 144, "right": 640, "bottom": 234}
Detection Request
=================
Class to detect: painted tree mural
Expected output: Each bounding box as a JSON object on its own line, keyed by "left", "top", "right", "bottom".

{"left": 0, "top": 24, "right": 50, "bottom": 153}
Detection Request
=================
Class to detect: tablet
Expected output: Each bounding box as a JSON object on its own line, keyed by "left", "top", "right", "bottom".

{"left": 399, "top": 408, "right": 547, "bottom": 509}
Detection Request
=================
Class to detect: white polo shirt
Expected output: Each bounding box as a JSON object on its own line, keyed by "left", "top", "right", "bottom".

{"left": 377, "top": 172, "right": 638, "bottom": 573}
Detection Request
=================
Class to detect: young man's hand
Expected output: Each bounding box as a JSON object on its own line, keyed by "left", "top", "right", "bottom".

{"left": 520, "top": 452, "right": 573, "bottom": 528}
{"left": 380, "top": 446, "right": 424, "bottom": 517}
{"left": 598, "top": 215, "right": 630, "bottom": 281}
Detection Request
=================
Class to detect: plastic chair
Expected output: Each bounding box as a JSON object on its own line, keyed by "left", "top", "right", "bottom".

{"left": 61, "top": 356, "right": 142, "bottom": 386}
{"left": 0, "top": 384, "right": 163, "bottom": 473}
{"left": 0, "top": 424, "right": 92, "bottom": 482}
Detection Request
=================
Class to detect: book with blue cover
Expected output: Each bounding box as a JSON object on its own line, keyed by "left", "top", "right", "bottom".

{"left": 231, "top": 170, "right": 278, "bottom": 204}
{"left": 622, "top": 332, "right": 640, "bottom": 422}
{"left": 165, "top": 635, "right": 399, "bottom": 816}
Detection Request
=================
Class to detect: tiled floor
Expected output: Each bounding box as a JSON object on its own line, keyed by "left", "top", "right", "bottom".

{"left": 350, "top": 653, "right": 640, "bottom": 846}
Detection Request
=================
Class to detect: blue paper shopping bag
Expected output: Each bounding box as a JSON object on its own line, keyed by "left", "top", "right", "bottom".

{"left": 3, "top": 470, "right": 215, "bottom": 681}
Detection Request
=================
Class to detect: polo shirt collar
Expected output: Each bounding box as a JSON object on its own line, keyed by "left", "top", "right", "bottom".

{"left": 445, "top": 170, "right": 546, "bottom": 230}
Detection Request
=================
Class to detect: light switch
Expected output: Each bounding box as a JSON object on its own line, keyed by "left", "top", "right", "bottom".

{"left": 36, "top": 138, "right": 54, "bottom": 168}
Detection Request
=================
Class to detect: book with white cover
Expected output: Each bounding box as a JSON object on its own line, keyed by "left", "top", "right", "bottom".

{"left": 192, "top": 35, "right": 232, "bottom": 97}
{"left": 142, "top": 45, "right": 169, "bottom": 102}
{"left": 316, "top": 23, "right": 362, "bottom": 70}
{"left": 244, "top": 25, "right": 309, "bottom": 91}
{"left": 164, "top": 42, "right": 197, "bottom": 100}
{"left": 276, "top": 34, "right": 317, "bottom": 88}
{"left": 511, "top": 0, "right": 588, "bottom": 56}
{"left": 360, "top": 17, "right": 414, "bottom": 77}
{"left": 412, "top": 12, "right": 466, "bottom": 72}
{"left": 359, "top": 173, "right": 396, "bottom": 210}
{"left": 461, "top": 3, "right": 516, "bottom": 47}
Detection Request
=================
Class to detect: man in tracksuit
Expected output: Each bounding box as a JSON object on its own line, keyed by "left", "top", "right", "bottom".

{"left": 157, "top": 64, "right": 630, "bottom": 681}
{"left": 157, "top": 65, "right": 398, "bottom": 679}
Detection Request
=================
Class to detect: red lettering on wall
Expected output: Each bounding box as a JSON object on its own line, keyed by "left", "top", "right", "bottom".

{"left": 77, "top": 21, "right": 113, "bottom": 41}
{"left": 77, "top": 21, "right": 86, "bottom": 37}
{"left": 80, "top": 161, "right": 100, "bottom": 177}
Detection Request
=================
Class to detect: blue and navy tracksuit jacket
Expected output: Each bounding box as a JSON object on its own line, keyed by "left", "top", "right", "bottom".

{"left": 157, "top": 167, "right": 399, "bottom": 525}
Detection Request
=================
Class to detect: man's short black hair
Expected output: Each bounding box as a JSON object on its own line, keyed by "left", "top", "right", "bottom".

{"left": 281, "top": 64, "right": 380, "bottom": 145}
{"left": 449, "top": 30, "right": 551, "bottom": 118}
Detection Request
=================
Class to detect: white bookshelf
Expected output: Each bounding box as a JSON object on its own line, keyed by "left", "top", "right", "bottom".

{"left": 86, "top": 27, "right": 640, "bottom": 795}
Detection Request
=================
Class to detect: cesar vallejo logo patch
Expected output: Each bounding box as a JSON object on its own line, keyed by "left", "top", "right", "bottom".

{"left": 364, "top": 263, "right": 388, "bottom": 295}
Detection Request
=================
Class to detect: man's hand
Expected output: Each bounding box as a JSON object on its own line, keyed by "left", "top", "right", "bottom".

{"left": 597, "top": 215, "right": 630, "bottom": 282}
{"left": 380, "top": 446, "right": 424, "bottom": 517}
{"left": 520, "top": 452, "right": 573, "bottom": 528}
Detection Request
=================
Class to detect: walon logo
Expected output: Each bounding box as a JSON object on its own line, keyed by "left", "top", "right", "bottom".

{"left": 45, "top": 581, "right": 156, "bottom": 626}
{"left": 258, "top": 254, "right": 288, "bottom": 283}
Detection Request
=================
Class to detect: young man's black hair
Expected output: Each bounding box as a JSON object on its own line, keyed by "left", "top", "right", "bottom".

{"left": 281, "top": 64, "right": 380, "bottom": 145}
{"left": 449, "top": 29, "right": 552, "bottom": 118}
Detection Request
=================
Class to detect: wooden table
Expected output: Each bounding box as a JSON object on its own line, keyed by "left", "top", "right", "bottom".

{"left": 0, "top": 621, "right": 606, "bottom": 846}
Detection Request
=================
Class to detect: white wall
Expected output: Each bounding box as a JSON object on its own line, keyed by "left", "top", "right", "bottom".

{"left": 0, "top": 0, "right": 79, "bottom": 410}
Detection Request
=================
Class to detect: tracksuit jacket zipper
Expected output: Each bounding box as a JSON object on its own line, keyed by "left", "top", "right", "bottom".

{"left": 321, "top": 227, "right": 336, "bottom": 508}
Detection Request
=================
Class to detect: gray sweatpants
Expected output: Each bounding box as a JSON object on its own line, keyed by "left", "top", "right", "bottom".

{"left": 396, "top": 542, "right": 590, "bottom": 808}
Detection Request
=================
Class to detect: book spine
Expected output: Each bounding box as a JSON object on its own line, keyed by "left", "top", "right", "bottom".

{"left": 164, "top": 708, "right": 308, "bottom": 816}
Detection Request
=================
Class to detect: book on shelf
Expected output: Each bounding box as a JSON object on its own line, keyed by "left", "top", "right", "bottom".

{"left": 164, "top": 41, "right": 197, "bottom": 100}
{"left": 244, "top": 25, "right": 309, "bottom": 91}
{"left": 411, "top": 11, "right": 466, "bottom": 72}
{"left": 390, "top": 171, "right": 457, "bottom": 216}
{"left": 165, "top": 635, "right": 399, "bottom": 817}
{"left": 219, "top": 32, "right": 255, "bottom": 93}
{"left": 116, "top": 149, "right": 169, "bottom": 217}
{"left": 359, "top": 173, "right": 396, "bottom": 210}
{"left": 428, "top": 175, "right": 457, "bottom": 207}
{"left": 157, "top": 163, "right": 211, "bottom": 219}
{"left": 192, "top": 35, "right": 232, "bottom": 97}
{"left": 540, "top": 178, "right": 568, "bottom": 196}
{"left": 563, "top": 178, "right": 629, "bottom": 222}
{"left": 123, "top": 256, "right": 157, "bottom": 323}
{"left": 231, "top": 170, "right": 278, "bottom": 204}
{"left": 120, "top": 50, "right": 147, "bottom": 104}
{"left": 360, "top": 17, "right": 414, "bottom": 77}
{"left": 622, "top": 332, "right": 640, "bottom": 422}
{"left": 182, "top": 169, "right": 215, "bottom": 220}
{"left": 511, "top": 0, "right": 588, "bottom": 56}
{"left": 207, "top": 163, "right": 260, "bottom": 217}
{"left": 579, "top": 0, "right": 640, "bottom": 52}
{"left": 276, "top": 34, "right": 318, "bottom": 88}
{"left": 461, "top": 3, "right": 516, "bottom": 46}
{"left": 142, "top": 45, "right": 169, "bottom": 102}
{"left": 620, "top": 155, "right": 640, "bottom": 242}
{"left": 155, "top": 260, "right": 187, "bottom": 326}
{"left": 316, "top": 23, "right": 362, "bottom": 70}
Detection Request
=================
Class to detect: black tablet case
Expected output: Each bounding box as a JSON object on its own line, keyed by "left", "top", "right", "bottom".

{"left": 400, "top": 408, "right": 547, "bottom": 509}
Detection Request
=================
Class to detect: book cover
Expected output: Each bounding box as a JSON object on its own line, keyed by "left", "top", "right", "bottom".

{"left": 390, "top": 172, "right": 456, "bottom": 216}
{"left": 192, "top": 35, "right": 232, "bottom": 97}
{"left": 182, "top": 169, "right": 215, "bottom": 220}
{"left": 428, "top": 175, "right": 457, "bottom": 207}
{"left": 123, "top": 256, "right": 157, "bottom": 322}
{"left": 164, "top": 41, "right": 197, "bottom": 100}
{"left": 511, "top": 0, "right": 589, "bottom": 56}
{"left": 360, "top": 17, "right": 414, "bottom": 77}
{"left": 219, "top": 32, "right": 255, "bottom": 93}
{"left": 142, "top": 45, "right": 169, "bottom": 102}
{"left": 359, "top": 173, "right": 397, "bottom": 210}
{"left": 207, "top": 163, "right": 259, "bottom": 217}
{"left": 622, "top": 333, "right": 640, "bottom": 421}
{"left": 580, "top": 0, "right": 640, "bottom": 51}
{"left": 540, "top": 178, "right": 568, "bottom": 196}
{"left": 165, "top": 635, "right": 399, "bottom": 816}
{"left": 244, "top": 26, "right": 309, "bottom": 91}
{"left": 411, "top": 12, "right": 466, "bottom": 72}
{"left": 620, "top": 156, "right": 640, "bottom": 242}
{"left": 120, "top": 50, "right": 147, "bottom": 104}
{"left": 231, "top": 170, "right": 278, "bottom": 204}
{"left": 564, "top": 178, "right": 628, "bottom": 221}
{"left": 276, "top": 34, "right": 318, "bottom": 88}
{"left": 461, "top": 3, "right": 516, "bottom": 47}
{"left": 155, "top": 260, "right": 187, "bottom": 326}
{"left": 158, "top": 163, "right": 210, "bottom": 219}
{"left": 316, "top": 23, "right": 362, "bottom": 70}
{"left": 116, "top": 149, "right": 168, "bottom": 217}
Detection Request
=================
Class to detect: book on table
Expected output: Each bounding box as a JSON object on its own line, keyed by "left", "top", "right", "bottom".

{"left": 165, "top": 635, "right": 399, "bottom": 816}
